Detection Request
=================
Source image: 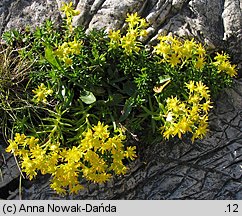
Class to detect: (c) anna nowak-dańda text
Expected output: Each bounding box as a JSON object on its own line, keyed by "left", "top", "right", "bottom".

{"left": 18, "top": 203, "right": 117, "bottom": 213}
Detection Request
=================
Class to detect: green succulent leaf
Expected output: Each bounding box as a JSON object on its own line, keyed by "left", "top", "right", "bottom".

{"left": 158, "top": 75, "right": 171, "bottom": 84}
{"left": 80, "top": 90, "right": 96, "bottom": 104}
{"left": 119, "top": 97, "right": 134, "bottom": 122}
{"left": 45, "top": 46, "right": 62, "bottom": 71}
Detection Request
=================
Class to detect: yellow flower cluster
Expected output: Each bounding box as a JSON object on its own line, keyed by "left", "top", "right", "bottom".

{"left": 154, "top": 35, "right": 206, "bottom": 69}
{"left": 154, "top": 34, "right": 237, "bottom": 77}
{"left": 55, "top": 38, "right": 83, "bottom": 65}
{"left": 213, "top": 52, "right": 237, "bottom": 77}
{"left": 60, "top": 2, "right": 80, "bottom": 32}
{"left": 161, "top": 81, "right": 213, "bottom": 142}
{"left": 108, "top": 12, "right": 148, "bottom": 55}
{"left": 6, "top": 122, "right": 136, "bottom": 195}
{"left": 32, "top": 83, "right": 53, "bottom": 103}
{"left": 5, "top": 134, "right": 40, "bottom": 179}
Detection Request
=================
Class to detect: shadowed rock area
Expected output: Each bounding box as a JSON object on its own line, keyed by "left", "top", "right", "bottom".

{"left": 0, "top": 0, "right": 241, "bottom": 199}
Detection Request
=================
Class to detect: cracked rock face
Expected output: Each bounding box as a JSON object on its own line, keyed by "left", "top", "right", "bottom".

{"left": 0, "top": 0, "right": 241, "bottom": 199}
{"left": 0, "top": 0, "right": 60, "bottom": 36}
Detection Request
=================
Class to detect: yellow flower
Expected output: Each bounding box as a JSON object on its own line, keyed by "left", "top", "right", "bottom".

{"left": 154, "top": 43, "right": 171, "bottom": 58}
{"left": 17, "top": 149, "right": 29, "bottom": 157}
{"left": 196, "top": 43, "right": 206, "bottom": 57}
{"left": 127, "top": 29, "right": 138, "bottom": 38}
{"left": 14, "top": 133, "right": 26, "bottom": 144}
{"left": 172, "top": 123, "right": 183, "bottom": 139}
{"left": 95, "top": 173, "right": 112, "bottom": 183}
{"left": 195, "top": 57, "right": 205, "bottom": 70}
{"left": 55, "top": 39, "right": 82, "bottom": 63}
{"left": 69, "top": 38, "right": 83, "bottom": 55}
{"left": 108, "top": 29, "right": 121, "bottom": 41}
{"left": 32, "top": 83, "right": 53, "bottom": 103}
{"left": 26, "top": 136, "right": 39, "bottom": 148}
{"left": 177, "top": 117, "right": 192, "bottom": 134}
{"left": 105, "top": 136, "right": 123, "bottom": 150}
{"left": 43, "top": 152, "right": 59, "bottom": 173}
{"left": 200, "top": 88, "right": 210, "bottom": 100}
{"left": 63, "top": 57, "right": 73, "bottom": 65}
{"left": 5, "top": 121, "right": 133, "bottom": 195}
{"left": 226, "top": 64, "right": 237, "bottom": 77}
{"left": 93, "top": 121, "right": 110, "bottom": 139}
{"left": 180, "top": 47, "right": 191, "bottom": 59}
{"left": 61, "top": 2, "right": 80, "bottom": 17}
{"left": 188, "top": 93, "right": 201, "bottom": 104}
{"left": 61, "top": 2, "right": 73, "bottom": 14}
{"left": 63, "top": 146, "right": 82, "bottom": 163}
{"left": 21, "top": 155, "right": 37, "bottom": 180}
{"left": 125, "top": 146, "right": 136, "bottom": 160}
{"left": 6, "top": 133, "right": 28, "bottom": 154}
{"left": 189, "top": 104, "right": 199, "bottom": 117}
{"left": 214, "top": 52, "right": 229, "bottom": 62}
{"left": 166, "top": 96, "right": 179, "bottom": 111}
{"left": 50, "top": 179, "right": 67, "bottom": 195}
{"left": 30, "top": 144, "right": 45, "bottom": 160}
{"left": 110, "top": 148, "right": 124, "bottom": 162}
{"left": 217, "top": 61, "right": 231, "bottom": 72}
{"left": 168, "top": 54, "right": 181, "bottom": 67}
{"left": 6, "top": 140, "right": 18, "bottom": 154}
{"left": 201, "top": 100, "right": 213, "bottom": 113}
{"left": 121, "top": 34, "right": 140, "bottom": 55}
{"left": 158, "top": 35, "right": 174, "bottom": 42}
{"left": 172, "top": 43, "right": 182, "bottom": 54}
{"left": 195, "top": 81, "right": 209, "bottom": 95}
{"left": 83, "top": 169, "right": 111, "bottom": 183}
{"left": 108, "top": 13, "right": 148, "bottom": 52}
{"left": 186, "top": 81, "right": 196, "bottom": 92}
{"left": 184, "top": 39, "right": 195, "bottom": 51}
{"left": 162, "top": 81, "right": 212, "bottom": 142}
{"left": 179, "top": 39, "right": 194, "bottom": 58}
{"left": 139, "top": 29, "right": 148, "bottom": 37}
{"left": 213, "top": 52, "right": 237, "bottom": 77}
{"left": 109, "top": 160, "right": 127, "bottom": 175}
{"left": 162, "top": 125, "right": 175, "bottom": 140}
{"left": 70, "top": 184, "right": 84, "bottom": 194}
{"left": 126, "top": 12, "right": 140, "bottom": 27}
{"left": 192, "top": 122, "right": 208, "bottom": 142}
{"left": 49, "top": 142, "right": 60, "bottom": 152}
{"left": 139, "top": 18, "right": 148, "bottom": 28}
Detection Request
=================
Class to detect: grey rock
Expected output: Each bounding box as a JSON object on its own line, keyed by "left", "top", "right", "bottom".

{"left": 0, "top": 147, "right": 20, "bottom": 199}
{"left": 0, "top": 0, "right": 60, "bottom": 36}
{"left": 0, "top": 0, "right": 242, "bottom": 200}
{"left": 78, "top": 0, "right": 147, "bottom": 33}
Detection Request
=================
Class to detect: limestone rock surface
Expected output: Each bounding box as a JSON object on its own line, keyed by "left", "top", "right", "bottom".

{"left": 0, "top": 0, "right": 241, "bottom": 199}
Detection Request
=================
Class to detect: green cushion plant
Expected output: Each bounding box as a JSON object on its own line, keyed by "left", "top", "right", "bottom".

{"left": 1, "top": 2, "right": 237, "bottom": 195}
